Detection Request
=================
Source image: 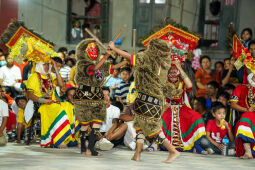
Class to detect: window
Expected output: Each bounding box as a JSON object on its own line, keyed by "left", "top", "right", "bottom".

{"left": 67, "top": 0, "right": 109, "bottom": 44}
{"left": 133, "top": 0, "right": 170, "bottom": 45}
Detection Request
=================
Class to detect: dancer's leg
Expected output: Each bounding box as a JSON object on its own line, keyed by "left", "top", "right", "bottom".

{"left": 240, "top": 143, "right": 252, "bottom": 159}
{"left": 87, "top": 123, "right": 103, "bottom": 156}
{"left": 132, "top": 131, "right": 145, "bottom": 161}
{"left": 80, "top": 125, "right": 89, "bottom": 155}
{"left": 155, "top": 132, "right": 180, "bottom": 163}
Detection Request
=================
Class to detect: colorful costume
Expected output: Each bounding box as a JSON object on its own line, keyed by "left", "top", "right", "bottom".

{"left": 0, "top": 20, "right": 79, "bottom": 147}
{"left": 162, "top": 79, "right": 206, "bottom": 151}
{"left": 132, "top": 24, "right": 199, "bottom": 144}
{"left": 73, "top": 39, "right": 113, "bottom": 155}
{"left": 231, "top": 35, "right": 255, "bottom": 158}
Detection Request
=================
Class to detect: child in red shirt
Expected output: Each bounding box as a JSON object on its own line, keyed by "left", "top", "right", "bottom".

{"left": 200, "top": 102, "right": 234, "bottom": 154}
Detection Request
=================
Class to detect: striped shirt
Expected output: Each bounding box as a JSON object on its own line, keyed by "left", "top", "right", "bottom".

{"left": 115, "top": 81, "right": 131, "bottom": 105}
{"left": 60, "top": 65, "right": 71, "bottom": 82}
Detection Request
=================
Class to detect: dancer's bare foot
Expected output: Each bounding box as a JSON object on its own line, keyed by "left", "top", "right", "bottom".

{"left": 84, "top": 149, "right": 103, "bottom": 156}
{"left": 163, "top": 151, "right": 180, "bottom": 163}
{"left": 131, "top": 151, "right": 141, "bottom": 161}
{"left": 240, "top": 153, "right": 252, "bottom": 159}
{"left": 58, "top": 142, "right": 67, "bottom": 149}
{"left": 77, "top": 143, "right": 81, "bottom": 148}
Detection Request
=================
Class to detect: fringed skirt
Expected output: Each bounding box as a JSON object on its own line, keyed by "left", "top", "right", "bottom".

{"left": 133, "top": 93, "right": 163, "bottom": 138}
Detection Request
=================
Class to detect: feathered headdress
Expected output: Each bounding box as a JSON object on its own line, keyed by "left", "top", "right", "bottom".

{"left": 0, "top": 19, "right": 57, "bottom": 64}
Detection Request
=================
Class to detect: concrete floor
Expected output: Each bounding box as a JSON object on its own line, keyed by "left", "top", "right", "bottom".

{"left": 0, "top": 143, "right": 254, "bottom": 170}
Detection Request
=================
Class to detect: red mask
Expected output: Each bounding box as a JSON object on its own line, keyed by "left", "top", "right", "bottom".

{"left": 86, "top": 42, "right": 98, "bottom": 60}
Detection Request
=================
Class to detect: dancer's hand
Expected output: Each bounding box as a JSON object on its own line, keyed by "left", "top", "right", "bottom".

{"left": 108, "top": 41, "right": 115, "bottom": 50}
{"left": 173, "top": 60, "right": 182, "bottom": 70}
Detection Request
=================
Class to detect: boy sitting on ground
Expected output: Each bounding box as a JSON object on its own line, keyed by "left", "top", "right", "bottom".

{"left": 200, "top": 102, "right": 235, "bottom": 155}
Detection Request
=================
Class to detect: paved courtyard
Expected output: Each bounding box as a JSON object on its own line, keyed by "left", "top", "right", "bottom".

{"left": 0, "top": 143, "right": 254, "bottom": 170}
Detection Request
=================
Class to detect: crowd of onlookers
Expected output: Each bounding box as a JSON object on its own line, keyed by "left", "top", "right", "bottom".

{"left": 0, "top": 27, "right": 255, "bottom": 157}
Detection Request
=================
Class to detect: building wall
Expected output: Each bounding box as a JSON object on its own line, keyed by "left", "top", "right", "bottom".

{"left": 237, "top": 0, "right": 255, "bottom": 37}
{"left": 18, "top": 0, "right": 70, "bottom": 50}
{"left": 13, "top": 0, "right": 255, "bottom": 56}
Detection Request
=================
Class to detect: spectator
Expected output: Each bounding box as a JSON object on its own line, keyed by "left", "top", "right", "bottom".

{"left": 60, "top": 58, "right": 74, "bottom": 82}
{"left": 240, "top": 28, "right": 252, "bottom": 48}
{"left": 248, "top": 40, "right": 255, "bottom": 58}
{"left": 213, "top": 61, "right": 224, "bottom": 80}
{"left": 221, "top": 57, "right": 240, "bottom": 86}
{"left": 193, "top": 97, "right": 213, "bottom": 125}
{"left": 105, "top": 68, "right": 122, "bottom": 99}
{"left": 58, "top": 47, "right": 68, "bottom": 57}
{"left": 68, "top": 65, "right": 77, "bottom": 88}
{"left": 0, "top": 54, "right": 6, "bottom": 67}
{"left": 68, "top": 50, "right": 76, "bottom": 62}
{"left": 115, "top": 67, "right": 131, "bottom": 108}
{"left": 15, "top": 95, "right": 28, "bottom": 143}
{"left": 3, "top": 95, "right": 16, "bottom": 142}
{"left": 0, "top": 55, "right": 22, "bottom": 98}
{"left": 206, "top": 81, "right": 220, "bottom": 110}
{"left": 71, "top": 21, "right": 83, "bottom": 43}
{"left": 222, "top": 83, "right": 235, "bottom": 96}
{"left": 97, "top": 87, "right": 127, "bottom": 150}
{"left": 0, "top": 87, "right": 9, "bottom": 146}
{"left": 57, "top": 52, "right": 66, "bottom": 64}
{"left": 217, "top": 91, "right": 233, "bottom": 126}
{"left": 200, "top": 102, "right": 234, "bottom": 154}
{"left": 120, "top": 80, "right": 137, "bottom": 150}
{"left": 195, "top": 56, "right": 220, "bottom": 98}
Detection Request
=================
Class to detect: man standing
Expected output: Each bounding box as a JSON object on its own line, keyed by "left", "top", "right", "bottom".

{"left": 0, "top": 54, "right": 22, "bottom": 98}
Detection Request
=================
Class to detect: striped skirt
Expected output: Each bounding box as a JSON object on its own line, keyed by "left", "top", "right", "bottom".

{"left": 235, "top": 112, "right": 255, "bottom": 158}
{"left": 39, "top": 102, "right": 79, "bottom": 148}
{"left": 161, "top": 105, "right": 206, "bottom": 151}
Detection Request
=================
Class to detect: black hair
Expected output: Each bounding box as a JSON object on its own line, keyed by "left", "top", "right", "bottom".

{"left": 217, "top": 91, "right": 230, "bottom": 100}
{"left": 111, "top": 101, "right": 123, "bottom": 112}
{"left": 223, "top": 83, "right": 235, "bottom": 91}
{"left": 248, "top": 40, "right": 255, "bottom": 50}
{"left": 68, "top": 50, "right": 75, "bottom": 56}
{"left": 214, "top": 61, "right": 224, "bottom": 69}
{"left": 58, "top": 47, "right": 68, "bottom": 53}
{"left": 52, "top": 57, "right": 63, "bottom": 64}
{"left": 211, "top": 102, "right": 226, "bottom": 113}
{"left": 0, "top": 48, "right": 3, "bottom": 53}
{"left": 241, "top": 28, "right": 253, "bottom": 41}
{"left": 199, "top": 55, "right": 211, "bottom": 64}
{"left": 65, "top": 58, "right": 75, "bottom": 66}
{"left": 15, "top": 95, "right": 27, "bottom": 105}
{"left": 4, "top": 53, "right": 10, "bottom": 60}
{"left": 102, "top": 86, "right": 110, "bottom": 93}
{"left": 120, "top": 67, "right": 131, "bottom": 73}
{"left": 224, "top": 57, "right": 231, "bottom": 62}
{"left": 207, "top": 81, "right": 220, "bottom": 89}
{"left": 194, "top": 97, "right": 206, "bottom": 109}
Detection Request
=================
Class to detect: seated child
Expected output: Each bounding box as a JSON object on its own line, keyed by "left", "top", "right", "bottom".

{"left": 201, "top": 102, "right": 235, "bottom": 154}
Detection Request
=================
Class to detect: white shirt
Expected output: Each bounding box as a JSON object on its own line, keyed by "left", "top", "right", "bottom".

{"left": 0, "top": 100, "right": 9, "bottom": 131}
{"left": 0, "top": 65, "right": 21, "bottom": 86}
{"left": 100, "top": 105, "right": 120, "bottom": 133}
